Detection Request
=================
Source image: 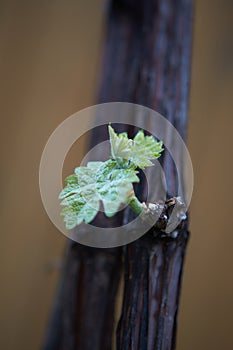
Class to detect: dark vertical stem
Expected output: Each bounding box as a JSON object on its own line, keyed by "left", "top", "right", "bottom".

{"left": 43, "top": 0, "right": 193, "bottom": 348}
{"left": 117, "top": 225, "right": 189, "bottom": 350}
{"left": 43, "top": 241, "right": 122, "bottom": 350}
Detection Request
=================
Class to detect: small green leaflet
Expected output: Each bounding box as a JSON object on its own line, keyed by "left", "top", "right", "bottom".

{"left": 59, "top": 125, "right": 163, "bottom": 229}
{"left": 108, "top": 125, "right": 163, "bottom": 169}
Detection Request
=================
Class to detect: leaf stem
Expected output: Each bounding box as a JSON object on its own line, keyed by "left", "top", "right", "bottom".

{"left": 128, "top": 196, "right": 143, "bottom": 215}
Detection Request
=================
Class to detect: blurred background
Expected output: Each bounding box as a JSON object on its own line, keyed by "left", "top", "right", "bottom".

{"left": 0, "top": 0, "right": 232, "bottom": 349}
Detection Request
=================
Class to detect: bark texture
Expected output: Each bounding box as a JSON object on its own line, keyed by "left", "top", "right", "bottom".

{"left": 109, "top": 0, "right": 193, "bottom": 348}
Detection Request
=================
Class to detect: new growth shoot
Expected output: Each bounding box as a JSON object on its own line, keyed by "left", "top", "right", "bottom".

{"left": 59, "top": 125, "right": 163, "bottom": 230}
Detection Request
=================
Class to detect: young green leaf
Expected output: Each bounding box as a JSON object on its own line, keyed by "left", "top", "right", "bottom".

{"left": 59, "top": 159, "right": 139, "bottom": 228}
{"left": 108, "top": 125, "right": 132, "bottom": 160}
{"left": 130, "top": 130, "right": 164, "bottom": 169}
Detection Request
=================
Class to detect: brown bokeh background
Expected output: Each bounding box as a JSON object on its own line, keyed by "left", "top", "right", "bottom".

{"left": 0, "top": 1, "right": 232, "bottom": 349}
